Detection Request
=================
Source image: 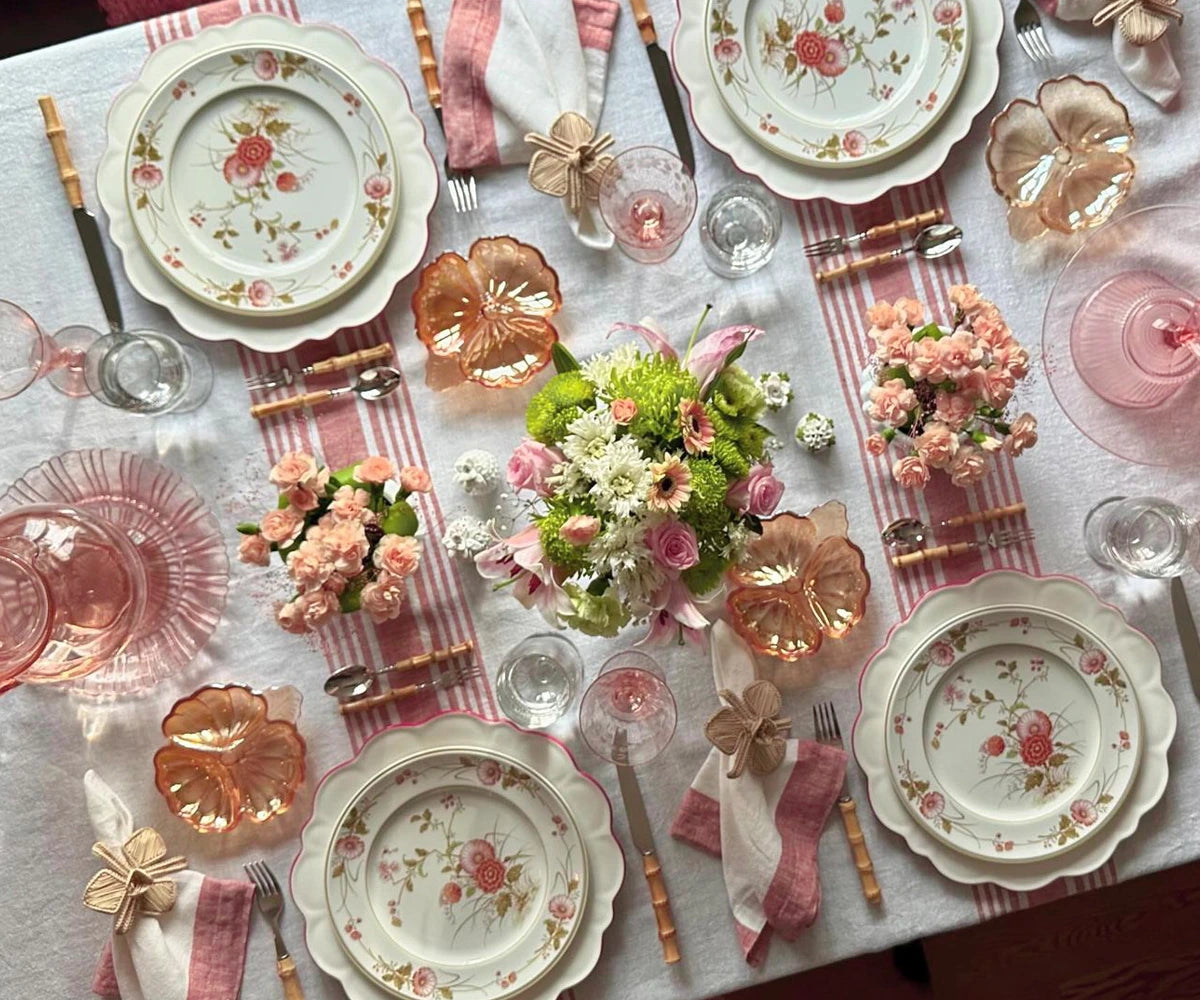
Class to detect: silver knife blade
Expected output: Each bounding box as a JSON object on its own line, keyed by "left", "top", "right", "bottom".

{"left": 615, "top": 759, "right": 657, "bottom": 856}
{"left": 73, "top": 206, "right": 124, "bottom": 334}
{"left": 645, "top": 42, "right": 695, "bottom": 175}
{"left": 1171, "top": 576, "right": 1200, "bottom": 700}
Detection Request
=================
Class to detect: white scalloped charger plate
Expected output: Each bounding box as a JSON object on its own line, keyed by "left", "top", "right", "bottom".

{"left": 853, "top": 572, "right": 1174, "bottom": 890}
{"left": 293, "top": 714, "right": 624, "bottom": 1000}
{"left": 674, "top": 0, "right": 1000, "bottom": 202}
{"left": 98, "top": 15, "right": 437, "bottom": 351}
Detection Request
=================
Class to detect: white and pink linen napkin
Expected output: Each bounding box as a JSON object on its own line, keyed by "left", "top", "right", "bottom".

{"left": 1040, "top": 0, "right": 1181, "bottom": 106}
{"left": 85, "top": 771, "right": 254, "bottom": 1000}
{"left": 670, "top": 623, "right": 847, "bottom": 966}
{"left": 442, "top": 0, "right": 620, "bottom": 246}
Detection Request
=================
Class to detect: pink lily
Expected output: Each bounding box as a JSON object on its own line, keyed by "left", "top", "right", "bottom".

{"left": 475, "top": 526, "right": 570, "bottom": 624}
{"left": 610, "top": 318, "right": 763, "bottom": 394}
{"left": 639, "top": 578, "right": 710, "bottom": 648}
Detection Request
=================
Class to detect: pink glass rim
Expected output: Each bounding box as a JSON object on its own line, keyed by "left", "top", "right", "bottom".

{"left": 578, "top": 654, "right": 678, "bottom": 763}
{"left": 597, "top": 144, "right": 698, "bottom": 245}
{"left": 0, "top": 547, "right": 53, "bottom": 684}
{"left": 0, "top": 299, "right": 47, "bottom": 400}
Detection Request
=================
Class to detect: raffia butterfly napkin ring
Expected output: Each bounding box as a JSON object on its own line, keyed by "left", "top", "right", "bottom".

{"left": 705, "top": 680, "right": 792, "bottom": 778}
{"left": 1093, "top": 0, "right": 1182, "bottom": 45}
{"left": 525, "top": 111, "right": 615, "bottom": 215}
{"left": 83, "top": 827, "right": 187, "bottom": 934}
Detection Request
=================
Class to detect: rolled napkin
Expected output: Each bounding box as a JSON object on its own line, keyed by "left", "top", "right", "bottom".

{"left": 85, "top": 771, "right": 254, "bottom": 1000}
{"left": 1041, "top": 0, "right": 1181, "bottom": 106}
{"left": 670, "top": 623, "right": 847, "bottom": 966}
{"left": 442, "top": 0, "right": 620, "bottom": 247}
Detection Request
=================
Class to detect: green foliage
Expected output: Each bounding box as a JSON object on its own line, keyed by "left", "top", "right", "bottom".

{"left": 526, "top": 371, "right": 594, "bottom": 444}
{"left": 682, "top": 547, "right": 730, "bottom": 596}
{"left": 682, "top": 458, "right": 732, "bottom": 537}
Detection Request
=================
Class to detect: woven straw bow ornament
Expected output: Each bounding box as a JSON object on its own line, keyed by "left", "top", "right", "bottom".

{"left": 705, "top": 680, "right": 792, "bottom": 778}
{"left": 1093, "top": 0, "right": 1182, "bottom": 44}
{"left": 525, "top": 111, "right": 615, "bottom": 215}
{"left": 83, "top": 827, "right": 187, "bottom": 934}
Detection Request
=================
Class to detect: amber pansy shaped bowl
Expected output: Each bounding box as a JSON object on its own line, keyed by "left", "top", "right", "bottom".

{"left": 986, "top": 75, "right": 1135, "bottom": 242}
{"left": 725, "top": 502, "right": 870, "bottom": 662}
{"left": 153, "top": 684, "right": 306, "bottom": 834}
{"left": 412, "top": 235, "right": 562, "bottom": 389}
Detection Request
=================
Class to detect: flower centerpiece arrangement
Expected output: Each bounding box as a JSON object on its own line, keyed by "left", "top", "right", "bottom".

{"left": 861, "top": 286, "right": 1038, "bottom": 490}
{"left": 476, "top": 311, "right": 783, "bottom": 645}
{"left": 237, "top": 452, "right": 432, "bottom": 632}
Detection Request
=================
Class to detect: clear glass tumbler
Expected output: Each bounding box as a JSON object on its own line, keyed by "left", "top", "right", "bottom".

{"left": 700, "top": 181, "right": 782, "bottom": 278}
{"left": 495, "top": 632, "right": 583, "bottom": 729}
{"left": 578, "top": 649, "right": 677, "bottom": 765}
{"left": 598, "top": 146, "right": 697, "bottom": 264}
{"left": 1084, "top": 495, "right": 1200, "bottom": 577}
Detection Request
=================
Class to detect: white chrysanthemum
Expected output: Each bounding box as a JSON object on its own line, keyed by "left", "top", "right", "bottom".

{"left": 580, "top": 343, "right": 640, "bottom": 396}
{"left": 588, "top": 516, "right": 664, "bottom": 611}
{"left": 452, "top": 449, "right": 500, "bottom": 495}
{"left": 759, "top": 371, "right": 793, "bottom": 411}
{"left": 722, "top": 520, "right": 752, "bottom": 562}
{"left": 547, "top": 458, "right": 592, "bottom": 500}
{"left": 441, "top": 515, "right": 494, "bottom": 559}
{"left": 588, "top": 437, "right": 653, "bottom": 518}
{"left": 561, "top": 408, "right": 618, "bottom": 465}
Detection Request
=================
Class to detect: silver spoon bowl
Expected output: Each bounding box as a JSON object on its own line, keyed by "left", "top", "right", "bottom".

{"left": 324, "top": 663, "right": 377, "bottom": 701}
{"left": 881, "top": 517, "right": 928, "bottom": 553}
{"left": 908, "top": 223, "right": 963, "bottom": 261}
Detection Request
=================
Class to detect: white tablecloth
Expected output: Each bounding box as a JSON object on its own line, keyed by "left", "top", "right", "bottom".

{"left": 1, "top": 2, "right": 1198, "bottom": 998}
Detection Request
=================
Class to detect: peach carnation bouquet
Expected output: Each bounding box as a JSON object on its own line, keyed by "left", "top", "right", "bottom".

{"left": 860, "top": 285, "right": 1038, "bottom": 490}
{"left": 236, "top": 451, "right": 431, "bottom": 633}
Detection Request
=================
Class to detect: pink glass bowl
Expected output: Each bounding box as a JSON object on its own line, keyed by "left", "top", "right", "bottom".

{"left": 0, "top": 449, "right": 229, "bottom": 697}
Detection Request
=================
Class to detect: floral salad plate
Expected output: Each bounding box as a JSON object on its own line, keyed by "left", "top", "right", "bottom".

{"left": 327, "top": 749, "right": 586, "bottom": 999}
{"left": 885, "top": 607, "right": 1141, "bottom": 862}
{"left": 127, "top": 42, "right": 396, "bottom": 316}
{"left": 706, "top": 0, "right": 970, "bottom": 167}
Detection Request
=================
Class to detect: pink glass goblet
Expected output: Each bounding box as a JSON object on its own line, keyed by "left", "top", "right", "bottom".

{"left": 598, "top": 146, "right": 697, "bottom": 264}
{"left": 0, "top": 300, "right": 94, "bottom": 399}
{"left": 578, "top": 649, "right": 677, "bottom": 765}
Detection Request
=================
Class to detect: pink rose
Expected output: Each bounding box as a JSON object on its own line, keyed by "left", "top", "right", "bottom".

{"left": 559, "top": 514, "right": 600, "bottom": 546}
{"left": 400, "top": 466, "right": 432, "bottom": 493}
{"left": 949, "top": 284, "right": 983, "bottom": 315}
{"left": 299, "top": 588, "right": 339, "bottom": 630}
{"left": 360, "top": 572, "right": 407, "bottom": 624}
{"left": 253, "top": 49, "right": 278, "bottom": 79}
{"left": 793, "top": 30, "right": 828, "bottom": 68}
{"left": 948, "top": 445, "right": 990, "bottom": 487}
{"left": 1079, "top": 648, "right": 1107, "bottom": 675}
{"left": 506, "top": 440, "right": 563, "bottom": 496}
{"left": 933, "top": 390, "right": 976, "bottom": 430}
{"left": 866, "top": 301, "right": 897, "bottom": 329}
{"left": 981, "top": 734, "right": 1005, "bottom": 757}
{"left": 1006, "top": 413, "right": 1038, "bottom": 456}
{"left": 374, "top": 534, "right": 421, "bottom": 577}
{"left": 269, "top": 451, "right": 319, "bottom": 490}
{"left": 260, "top": 506, "right": 304, "bottom": 545}
{"left": 411, "top": 967, "right": 437, "bottom": 998}
{"left": 919, "top": 791, "right": 945, "bottom": 819}
{"left": 355, "top": 455, "right": 395, "bottom": 484}
{"left": 937, "top": 331, "right": 985, "bottom": 381}
{"left": 287, "top": 539, "right": 334, "bottom": 593}
{"left": 841, "top": 129, "right": 867, "bottom": 157}
{"left": 275, "top": 598, "right": 309, "bottom": 634}
{"left": 893, "top": 297, "right": 926, "bottom": 326}
{"left": 1070, "top": 799, "right": 1098, "bottom": 826}
{"left": 323, "top": 520, "right": 370, "bottom": 576}
{"left": 725, "top": 462, "right": 784, "bottom": 517}
{"left": 645, "top": 519, "right": 700, "bottom": 572}
{"left": 1020, "top": 733, "right": 1053, "bottom": 767}
{"left": 363, "top": 173, "right": 392, "bottom": 200}
{"left": 892, "top": 455, "right": 930, "bottom": 489}
{"left": 329, "top": 485, "right": 373, "bottom": 523}
{"left": 548, "top": 894, "right": 576, "bottom": 920}
{"left": 611, "top": 398, "right": 638, "bottom": 425}
{"left": 130, "top": 163, "right": 163, "bottom": 190}
{"left": 865, "top": 433, "right": 889, "bottom": 456}
{"left": 222, "top": 155, "right": 262, "bottom": 189}
{"left": 928, "top": 640, "right": 956, "bottom": 666}
{"left": 439, "top": 883, "right": 462, "bottom": 906}
{"left": 868, "top": 378, "right": 918, "bottom": 427}
{"left": 915, "top": 421, "right": 959, "bottom": 469}
{"left": 246, "top": 279, "right": 274, "bottom": 308}
{"left": 238, "top": 533, "right": 270, "bottom": 566}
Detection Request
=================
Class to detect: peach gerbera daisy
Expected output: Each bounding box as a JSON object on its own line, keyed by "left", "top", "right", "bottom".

{"left": 679, "top": 400, "right": 714, "bottom": 455}
{"left": 647, "top": 456, "right": 692, "bottom": 513}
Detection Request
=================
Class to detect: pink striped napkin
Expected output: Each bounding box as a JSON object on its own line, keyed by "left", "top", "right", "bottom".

{"left": 85, "top": 772, "right": 254, "bottom": 1000}
{"left": 670, "top": 623, "right": 847, "bottom": 965}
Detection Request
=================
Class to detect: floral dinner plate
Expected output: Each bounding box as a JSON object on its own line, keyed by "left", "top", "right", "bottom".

{"left": 706, "top": 0, "right": 970, "bottom": 167}
{"left": 326, "top": 749, "right": 586, "bottom": 1000}
{"left": 885, "top": 607, "right": 1141, "bottom": 862}
{"left": 126, "top": 42, "right": 396, "bottom": 316}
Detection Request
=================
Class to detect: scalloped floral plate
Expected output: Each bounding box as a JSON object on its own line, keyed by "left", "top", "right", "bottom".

{"left": 707, "top": 0, "right": 969, "bottom": 167}
{"left": 126, "top": 43, "right": 396, "bottom": 316}
{"left": 885, "top": 607, "right": 1141, "bottom": 862}
{"left": 326, "top": 749, "right": 585, "bottom": 999}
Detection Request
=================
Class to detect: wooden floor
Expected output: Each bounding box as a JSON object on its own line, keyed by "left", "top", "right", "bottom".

{"left": 722, "top": 859, "right": 1200, "bottom": 1000}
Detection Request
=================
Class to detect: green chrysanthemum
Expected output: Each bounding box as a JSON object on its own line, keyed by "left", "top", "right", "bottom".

{"left": 710, "top": 437, "right": 750, "bottom": 479}
{"left": 526, "top": 371, "right": 595, "bottom": 444}
{"left": 606, "top": 354, "right": 700, "bottom": 444}
{"left": 682, "top": 547, "right": 730, "bottom": 596}
{"left": 536, "top": 496, "right": 597, "bottom": 574}
{"left": 682, "top": 458, "right": 732, "bottom": 536}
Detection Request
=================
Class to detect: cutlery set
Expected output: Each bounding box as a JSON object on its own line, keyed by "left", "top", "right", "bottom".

{"left": 322, "top": 639, "right": 479, "bottom": 715}
{"left": 882, "top": 503, "right": 1034, "bottom": 568}
{"left": 804, "top": 208, "right": 964, "bottom": 283}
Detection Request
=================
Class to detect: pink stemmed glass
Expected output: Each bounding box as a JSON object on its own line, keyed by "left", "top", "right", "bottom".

{"left": 578, "top": 650, "right": 677, "bottom": 765}
{"left": 598, "top": 146, "right": 697, "bottom": 264}
{"left": 0, "top": 300, "right": 94, "bottom": 399}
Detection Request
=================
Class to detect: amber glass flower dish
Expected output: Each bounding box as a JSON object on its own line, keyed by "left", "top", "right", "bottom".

{"left": 986, "top": 76, "right": 1135, "bottom": 242}
{"left": 412, "top": 236, "right": 562, "bottom": 389}
{"left": 153, "top": 684, "right": 306, "bottom": 834}
{"left": 725, "top": 502, "right": 870, "bottom": 661}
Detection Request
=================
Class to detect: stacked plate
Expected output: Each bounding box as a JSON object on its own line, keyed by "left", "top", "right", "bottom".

{"left": 293, "top": 713, "right": 624, "bottom": 1000}
{"left": 673, "top": 0, "right": 1002, "bottom": 203}
{"left": 853, "top": 571, "right": 1175, "bottom": 890}
{"left": 97, "top": 15, "right": 438, "bottom": 351}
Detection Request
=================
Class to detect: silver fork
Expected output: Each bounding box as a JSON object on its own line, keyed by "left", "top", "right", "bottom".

{"left": 803, "top": 208, "right": 945, "bottom": 258}
{"left": 813, "top": 702, "right": 881, "bottom": 905}
{"left": 891, "top": 527, "right": 1037, "bottom": 568}
{"left": 406, "top": 0, "right": 478, "bottom": 213}
{"left": 245, "top": 343, "right": 394, "bottom": 393}
{"left": 244, "top": 860, "right": 305, "bottom": 999}
{"left": 338, "top": 661, "right": 483, "bottom": 715}
{"left": 1014, "top": 0, "right": 1054, "bottom": 63}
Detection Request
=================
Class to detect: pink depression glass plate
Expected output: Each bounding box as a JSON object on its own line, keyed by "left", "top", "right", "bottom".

{"left": 1043, "top": 203, "right": 1200, "bottom": 467}
{"left": 0, "top": 449, "right": 229, "bottom": 698}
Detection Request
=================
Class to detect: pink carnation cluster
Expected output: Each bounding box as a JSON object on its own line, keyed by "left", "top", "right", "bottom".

{"left": 862, "top": 287, "right": 1037, "bottom": 490}
{"left": 236, "top": 451, "right": 431, "bottom": 633}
